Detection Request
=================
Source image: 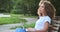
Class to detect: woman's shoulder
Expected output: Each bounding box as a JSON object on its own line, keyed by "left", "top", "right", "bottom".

{"left": 45, "top": 16, "right": 51, "bottom": 20}
{"left": 44, "top": 16, "right": 51, "bottom": 24}
{"left": 39, "top": 16, "right": 51, "bottom": 20}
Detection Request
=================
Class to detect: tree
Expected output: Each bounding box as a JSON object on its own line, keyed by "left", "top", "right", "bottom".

{"left": 50, "top": 0, "right": 60, "bottom": 16}
{"left": 0, "top": 0, "right": 14, "bottom": 13}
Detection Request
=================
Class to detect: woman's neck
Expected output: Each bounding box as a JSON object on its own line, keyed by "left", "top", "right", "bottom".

{"left": 42, "top": 13, "right": 47, "bottom": 16}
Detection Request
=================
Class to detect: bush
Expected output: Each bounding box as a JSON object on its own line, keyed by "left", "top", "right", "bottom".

{"left": 11, "top": 9, "right": 24, "bottom": 14}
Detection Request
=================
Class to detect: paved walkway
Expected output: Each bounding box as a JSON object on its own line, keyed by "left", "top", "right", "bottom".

{"left": 0, "top": 18, "right": 37, "bottom": 32}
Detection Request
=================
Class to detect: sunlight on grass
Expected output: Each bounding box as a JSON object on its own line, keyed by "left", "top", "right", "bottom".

{"left": 0, "top": 14, "right": 27, "bottom": 25}
{"left": 0, "top": 14, "right": 37, "bottom": 25}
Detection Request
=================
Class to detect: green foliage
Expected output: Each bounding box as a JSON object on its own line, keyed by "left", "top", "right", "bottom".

{"left": 10, "top": 0, "right": 40, "bottom": 16}
{"left": 0, "top": 0, "right": 14, "bottom": 13}
{"left": 0, "top": 0, "right": 60, "bottom": 16}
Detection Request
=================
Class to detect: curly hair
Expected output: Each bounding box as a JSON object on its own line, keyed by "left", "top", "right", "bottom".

{"left": 43, "top": 1, "right": 56, "bottom": 19}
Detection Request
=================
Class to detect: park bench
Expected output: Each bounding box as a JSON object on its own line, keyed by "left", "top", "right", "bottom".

{"left": 48, "top": 20, "right": 60, "bottom": 32}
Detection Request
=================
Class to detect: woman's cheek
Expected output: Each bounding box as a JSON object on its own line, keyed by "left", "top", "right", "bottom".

{"left": 41, "top": 8, "right": 45, "bottom": 13}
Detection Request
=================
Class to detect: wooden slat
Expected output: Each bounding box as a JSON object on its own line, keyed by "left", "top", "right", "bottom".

{"left": 52, "top": 21, "right": 60, "bottom": 24}
{"left": 53, "top": 24, "right": 60, "bottom": 27}
{"left": 52, "top": 27, "right": 59, "bottom": 31}
{"left": 50, "top": 20, "right": 60, "bottom": 32}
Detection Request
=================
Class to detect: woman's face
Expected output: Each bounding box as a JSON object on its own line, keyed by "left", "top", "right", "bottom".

{"left": 38, "top": 3, "right": 46, "bottom": 14}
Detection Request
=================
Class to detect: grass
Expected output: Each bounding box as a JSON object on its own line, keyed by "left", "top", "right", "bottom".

{"left": 10, "top": 22, "right": 35, "bottom": 29}
{"left": 0, "top": 14, "right": 27, "bottom": 25}
{"left": 0, "top": 17, "right": 27, "bottom": 25}
{"left": 0, "top": 14, "right": 37, "bottom": 25}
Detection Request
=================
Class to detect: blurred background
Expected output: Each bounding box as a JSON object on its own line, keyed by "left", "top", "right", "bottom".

{"left": 0, "top": 0, "right": 60, "bottom": 32}
{"left": 0, "top": 0, "right": 60, "bottom": 16}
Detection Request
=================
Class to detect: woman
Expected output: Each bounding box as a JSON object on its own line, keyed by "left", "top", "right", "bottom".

{"left": 27, "top": 1, "right": 56, "bottom": 32}
{"left": 38, "top": 0, "right": 56, "bottom": 18}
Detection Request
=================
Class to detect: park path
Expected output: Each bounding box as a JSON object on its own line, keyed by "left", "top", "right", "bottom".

{"left": 0, "top": 18, "right": 37, "bottom": 32}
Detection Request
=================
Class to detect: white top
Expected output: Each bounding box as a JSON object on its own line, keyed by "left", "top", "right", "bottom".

{"left": 34, "top": 16, "right": 51, "bottom": 30}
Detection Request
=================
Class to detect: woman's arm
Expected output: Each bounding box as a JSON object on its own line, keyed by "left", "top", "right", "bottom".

{"left": 35, "top": 22, "right": 49, "bottom": 32}
{"left": 27, "top": 21, "right": 49, "bottom": 32}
